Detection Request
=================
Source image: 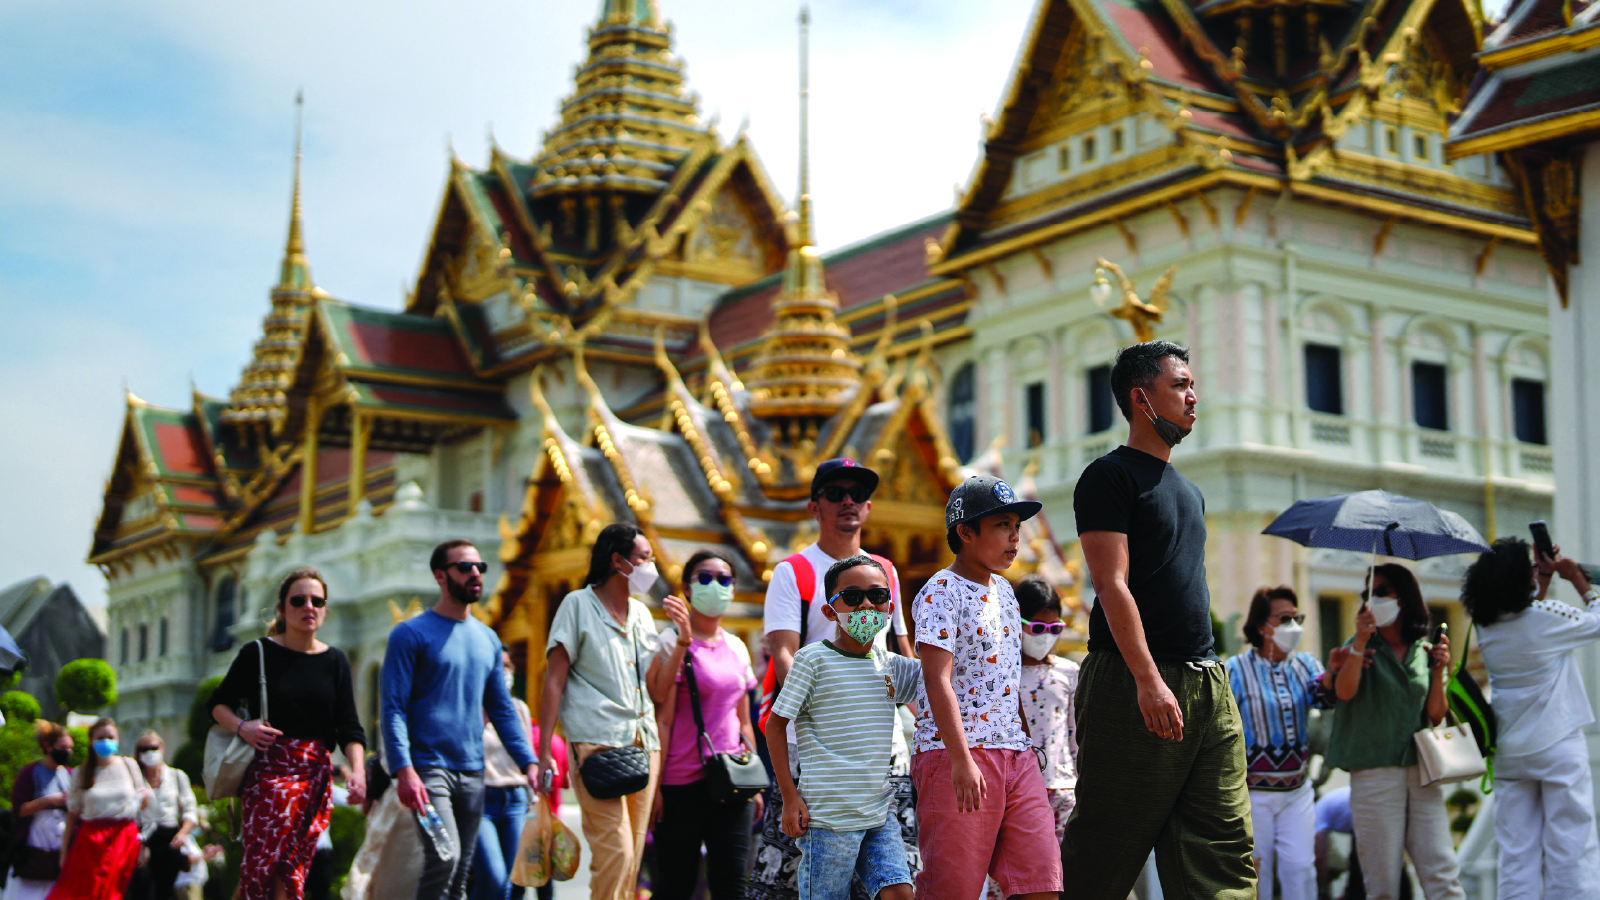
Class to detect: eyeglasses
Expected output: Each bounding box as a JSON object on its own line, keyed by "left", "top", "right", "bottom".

{"left": 694, "top": 572, "right": 735, "bottom": 587}
{"left": 1270, "top": 613, "right": 1307, "bottom": 626}
{"left": 1021, "top": 621, "right": 1066, "bottom": 636}
{"left": 288, "top": 594, "right": 327, "bottom": 609}
{"left": 1359, "top": 586, "right": 1395, "bottom": 602}
{"left": 447, "top": 561, "right": 489, "bottom": 575}
{"left": 816, "top": 484, "right": 873, "bottom": 504}
{"left": 829, "top": 587, "right": 892, "bottom": 608}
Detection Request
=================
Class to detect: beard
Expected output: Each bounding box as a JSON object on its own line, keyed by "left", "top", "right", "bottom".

{"left": 448, "top": 576, "right": 483, "bottom": 604}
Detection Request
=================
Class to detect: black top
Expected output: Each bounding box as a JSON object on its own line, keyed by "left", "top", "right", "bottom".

{"left": 208, "top": 638, "right": 365, "bottom": 749}
{"left": 1074, "top": 445, "right": 1215, "bottom": 662}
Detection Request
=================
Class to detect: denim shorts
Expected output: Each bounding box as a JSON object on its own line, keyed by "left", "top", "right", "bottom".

{"left": 796, "top": 814, "right": 910, "bottom": 900}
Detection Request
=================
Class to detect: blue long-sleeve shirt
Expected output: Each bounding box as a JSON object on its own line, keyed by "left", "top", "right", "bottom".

{"left": 381, "top": 609, "right": 537, "bottom": 773}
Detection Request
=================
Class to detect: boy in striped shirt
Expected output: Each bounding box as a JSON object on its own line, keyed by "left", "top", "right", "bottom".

{"left": 767, "top": 555, "right": 922, "bottom": 900}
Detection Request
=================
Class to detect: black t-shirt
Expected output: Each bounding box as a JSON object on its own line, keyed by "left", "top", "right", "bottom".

{"left": 1074, "top": 445, "right": 1215, "bottom": 661}
{"left": 208, "top": 638, "right": 366, "bottom": 749}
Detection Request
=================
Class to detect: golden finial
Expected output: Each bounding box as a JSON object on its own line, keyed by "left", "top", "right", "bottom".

{"left": 277, "top": 91, "right": 311, "bottom": 292}
{"left": 1091, "top": 258, "right": 1176, "bottom": 342}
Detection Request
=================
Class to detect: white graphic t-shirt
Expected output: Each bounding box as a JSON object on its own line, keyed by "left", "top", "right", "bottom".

{"left": 912, "top": 568, "right": 1028, "bottom": 753}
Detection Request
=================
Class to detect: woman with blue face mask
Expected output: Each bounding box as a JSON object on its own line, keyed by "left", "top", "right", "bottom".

{"left": 51, "top": 717, "right": 151, "bottom": 900}
{"left": 644, "top": 549, "right": 761, "bottom": 900}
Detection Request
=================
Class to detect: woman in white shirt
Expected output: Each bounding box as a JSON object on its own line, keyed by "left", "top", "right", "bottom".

{"left": 127, "top": 731, "right": 197, "bottom": 900}
{"left": 49, "top": 717, "right": 150, "bottom": 900}
{"left": 1461, "top": 538, "right": 1600, "bottom": 900}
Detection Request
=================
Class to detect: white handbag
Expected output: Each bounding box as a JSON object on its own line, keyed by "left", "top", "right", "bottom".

{"left": 203, "top": 638, "right": 268, "bottom": 799}
{"left": 1413, "top": 709, "right": 1486, "bottom": 787}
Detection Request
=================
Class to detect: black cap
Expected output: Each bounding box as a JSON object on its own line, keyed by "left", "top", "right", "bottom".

{"left": 810, "top": 458, "right": 879, "bottom": 500}
{"left": 945, "top": 475, "right": 1042, "bottom": 529}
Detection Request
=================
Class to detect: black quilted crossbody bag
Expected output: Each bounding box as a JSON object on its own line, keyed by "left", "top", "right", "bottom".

{"left": 576, "top": 624, "right": 651, "bottom": 800}
{"left": 683, "top": 646, "right": 766, "bottom": 803}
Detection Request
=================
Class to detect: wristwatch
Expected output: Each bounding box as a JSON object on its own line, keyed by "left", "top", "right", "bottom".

{"left": 1582, "top": 587, "right": 1599, "bottom": 604}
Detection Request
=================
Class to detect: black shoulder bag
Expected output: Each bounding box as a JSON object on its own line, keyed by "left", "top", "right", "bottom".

{"left": 683, "top": 645, "right": 767, "bottom": 804}
{"left": 576, "top": 622, "right": 652, "bottom": 800}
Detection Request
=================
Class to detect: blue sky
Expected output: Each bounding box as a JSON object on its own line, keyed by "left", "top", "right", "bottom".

{"left": 0, "top": 0, "right": 1040, "bottom": 608}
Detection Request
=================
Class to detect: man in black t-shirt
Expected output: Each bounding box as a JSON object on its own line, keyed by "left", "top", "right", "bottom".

{"left": 1059, "top": 341, "right": 1255, "bottom": 900}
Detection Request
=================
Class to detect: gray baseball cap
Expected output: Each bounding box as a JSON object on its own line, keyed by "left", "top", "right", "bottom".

{"left": 945, "top": 475, "right": 1042, "bottom": 529}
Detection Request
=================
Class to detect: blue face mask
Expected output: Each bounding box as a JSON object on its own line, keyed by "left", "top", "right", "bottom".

{"left": 93, "top": 739, "right": 119, "bottom": 759}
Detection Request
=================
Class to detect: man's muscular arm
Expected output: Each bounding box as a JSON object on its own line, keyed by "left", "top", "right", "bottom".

{"left": 1080, "top": 530, "right": 1183, "bottom": 741}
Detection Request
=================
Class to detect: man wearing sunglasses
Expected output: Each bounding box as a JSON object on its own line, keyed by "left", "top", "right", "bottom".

{"left": 381, "top": 539, "right": 539, "bottom": 900}
{"left": 750, "top": 459, "right": 914, "bottom": 900}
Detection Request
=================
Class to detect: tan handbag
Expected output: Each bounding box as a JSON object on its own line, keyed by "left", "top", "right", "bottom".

{"left": 203, "top": 639, "right": 268, "bottom": 799}
{"left": 1413, "top": 709, "right": 1486, "bottom": 787}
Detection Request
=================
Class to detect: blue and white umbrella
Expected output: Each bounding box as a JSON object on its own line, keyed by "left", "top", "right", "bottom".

{"left": 1263, "top": 490, "right": 1490, "bottom": 560}
{"left": 0, "top": 626, "right": 24, "bottom": 675}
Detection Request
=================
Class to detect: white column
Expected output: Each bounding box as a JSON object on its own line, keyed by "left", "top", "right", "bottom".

{"left": 1553, "top": 141, "right": 1600, "bottom": 811}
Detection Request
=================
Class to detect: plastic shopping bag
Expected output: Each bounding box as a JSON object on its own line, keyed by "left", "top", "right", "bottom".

{"left": 549, "top": 805, "right": 581, "bottom": 882}
{"left": 510, "top": 794, "right": 555, "bottom": 887}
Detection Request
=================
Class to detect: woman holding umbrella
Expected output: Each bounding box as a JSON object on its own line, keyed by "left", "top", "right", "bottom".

{"left": 1325, "top": 564, "right": 1461, "bottom": 900}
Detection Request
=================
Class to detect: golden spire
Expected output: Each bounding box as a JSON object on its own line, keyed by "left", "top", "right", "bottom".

{"left": 531, "top": 0, "right": 703, "bottom": 200}
{"left": 278, "top": 91, "right": 311, "bottom": 292}
{"left": 224, "top": 93, "right": 318, "bottom": 431}
{"left": 743, "top": 4, "right": 862, "bottom": 439}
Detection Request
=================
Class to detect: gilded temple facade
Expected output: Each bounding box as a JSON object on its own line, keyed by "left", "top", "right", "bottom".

{"left": 90, "top": 0, "right": 1553, "bottom": 775}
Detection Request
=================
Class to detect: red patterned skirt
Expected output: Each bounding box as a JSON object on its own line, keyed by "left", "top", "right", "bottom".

{"left": 45, "top": 818, "right": 140, "bottom": 900}
{"left": 239, "top": 737, "right": 333, "bottom": 900}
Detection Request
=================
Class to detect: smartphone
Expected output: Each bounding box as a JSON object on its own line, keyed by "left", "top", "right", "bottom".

{"left": 1430, "top": 622, "right": 1447, "bottom": 644}
{"left": 1530, "top": 520, "right": 1556, "bottom": 560}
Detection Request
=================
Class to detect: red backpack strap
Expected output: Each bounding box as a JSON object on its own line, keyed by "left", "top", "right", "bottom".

{"left": 787, "top": 553, "right": 815, "bottom": 643}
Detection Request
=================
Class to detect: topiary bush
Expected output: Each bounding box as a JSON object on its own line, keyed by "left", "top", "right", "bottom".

{"left": 55, "top": 659, "right": 117, "bottom": 716}
{"left": 0, "top": 691, "right": 40, "bottom": 724}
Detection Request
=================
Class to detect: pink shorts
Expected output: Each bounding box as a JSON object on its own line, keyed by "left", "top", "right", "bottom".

{"left": 912, "top": 747, "right": 1063, "bottom": 899}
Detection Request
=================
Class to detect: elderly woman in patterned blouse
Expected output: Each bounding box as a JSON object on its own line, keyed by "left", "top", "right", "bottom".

{"left": 1225, "top": 585, "right": 1340, "bottom": 900}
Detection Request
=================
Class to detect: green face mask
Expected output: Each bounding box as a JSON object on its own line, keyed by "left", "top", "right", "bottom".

{"left": 689, "top": 580, "right": 733, "bottom": 617}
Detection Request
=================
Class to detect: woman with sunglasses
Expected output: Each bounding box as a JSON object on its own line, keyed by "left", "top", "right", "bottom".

{"left": 1224, "top": 586, "right": 1339, "bottom": 900}
{"left": 209, "top": 566, "right": 366, "bottom": 900}
{"left": 644, "top": 549, "right": 761, "bottom": 900}
{"left": 983, "top": 574, "right": 1079, "bottom": 900}
{"left": 1325, "top": 564, "right": 1460, "bottom": 900}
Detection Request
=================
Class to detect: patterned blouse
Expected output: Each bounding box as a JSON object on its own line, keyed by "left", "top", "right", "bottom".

{"left": 1021, "top": 656, "right": 1079, "bottom": 790}
{"left": 1225, "top": 649, "right": 1335, "bottom": 790}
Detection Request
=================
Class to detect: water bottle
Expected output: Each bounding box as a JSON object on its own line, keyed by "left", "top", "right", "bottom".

{"left": 415, "top": 803, "right": 455, "bottom": 863}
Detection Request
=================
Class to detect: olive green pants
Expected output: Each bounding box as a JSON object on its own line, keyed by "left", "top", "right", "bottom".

{"left": 1059, "top": 652, "right": 1256, "bottom": 900}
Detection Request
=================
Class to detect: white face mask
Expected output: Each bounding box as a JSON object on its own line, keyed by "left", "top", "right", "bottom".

{"left": 1270, "top": 622, "right": 1304, "bottom": 654}
{"left": 624, "top": 560, "right": 659, "bottom": 595}
{"left": 1020, "top": 631, "right": 1057, "bottom": 660}
{"left": 138, "top": 750, "right": 163, "bottom": 768}
{"left": 1367, "top": 598, "right": 1401, "bottom": 628}
{"left": 503, "top": 669, "right": 514, "bottom": 692}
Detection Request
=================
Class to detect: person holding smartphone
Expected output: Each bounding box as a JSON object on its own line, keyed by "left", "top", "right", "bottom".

{"left": 1324, "top": 564, "right": 1462, "bottom": 900}
{"left": 1460, "top": 535, "right": 1600, "bottom": 900}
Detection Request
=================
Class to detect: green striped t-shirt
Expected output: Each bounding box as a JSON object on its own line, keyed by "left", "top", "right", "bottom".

{"left": 771, "top": 640, "right": 922, "bottom": 831}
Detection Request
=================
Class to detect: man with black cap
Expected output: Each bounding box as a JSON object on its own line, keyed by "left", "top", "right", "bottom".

{"left": 1059, "top": 340, "right": 1255, "bottom": 900}
{"left": 748, "top": 458, "right": 913, "bottom": 900}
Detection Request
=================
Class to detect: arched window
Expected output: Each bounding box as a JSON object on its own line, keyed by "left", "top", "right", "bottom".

{"left": 211, "top": 576, "right": 236, "bottom": 652}
{"left": 948, "top": 363, "right": 976, "bottom": 464}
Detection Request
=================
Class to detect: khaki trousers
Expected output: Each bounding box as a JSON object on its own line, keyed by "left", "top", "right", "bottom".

{"left": 1348, "top": 765, "right": 1464, "bottom": 900}
{"left": 570, "top": 740, "right": 660, "bottom": 900}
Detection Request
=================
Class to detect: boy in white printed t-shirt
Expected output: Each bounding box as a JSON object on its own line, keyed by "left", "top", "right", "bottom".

{"left": 767, "top": 556, "right": 922, "bottom": 900}
{"left": 912, "top": 475, "right": 1064, "bottom": 900}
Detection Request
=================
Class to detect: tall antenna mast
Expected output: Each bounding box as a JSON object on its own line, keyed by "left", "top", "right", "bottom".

{"left": 797, "top": 4, "right": 813, "bottom": 248}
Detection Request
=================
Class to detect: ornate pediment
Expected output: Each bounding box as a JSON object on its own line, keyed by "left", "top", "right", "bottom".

{"left": 684, "top": 186, "right": 766, "bottom": 275}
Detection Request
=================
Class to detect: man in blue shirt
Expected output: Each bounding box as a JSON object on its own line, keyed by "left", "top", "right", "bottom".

{"left": 383, "top": 539, "right": 538, "bottom": 900}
